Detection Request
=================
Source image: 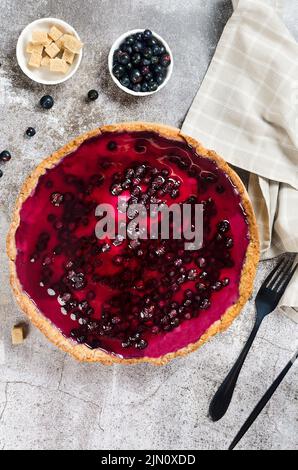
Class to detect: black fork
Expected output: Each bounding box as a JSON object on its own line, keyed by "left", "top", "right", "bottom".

{"left": 209, "top": 256, "right": 297, "bottom": 422}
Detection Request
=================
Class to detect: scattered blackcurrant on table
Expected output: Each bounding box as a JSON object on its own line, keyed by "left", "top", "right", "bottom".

{"left": 87, "top": 89, "right": 99, "bottom": 101}
{"left": 26, "top": 127, "right": 36, "bottom": 137}
{"left": 0, "top": 150, "right": 11, "bottom": 162}
{"left": 40, "top": 95, "right": 54, "bottom": 109}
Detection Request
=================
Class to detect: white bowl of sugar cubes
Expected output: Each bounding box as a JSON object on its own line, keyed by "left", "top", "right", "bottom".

{"left": 16, "top": 18, "right": 84, "bottom": 85}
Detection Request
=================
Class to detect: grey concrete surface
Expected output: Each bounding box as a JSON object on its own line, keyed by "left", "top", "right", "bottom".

{"left": 0, "top": 0, "right": 297, "bottom": 450}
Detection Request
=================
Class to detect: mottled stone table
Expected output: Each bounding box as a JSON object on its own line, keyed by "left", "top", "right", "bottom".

{"left": 0, "top": 0, "right": 297, "bottom": 450}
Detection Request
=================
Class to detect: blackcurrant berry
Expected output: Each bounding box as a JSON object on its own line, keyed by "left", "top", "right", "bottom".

{"left": 87, "top": 89, "right": 99, "bottom": 101}
{"left": 26, "top": 127, "right": 36, "bottom": 137}
{"left": 40, "top": 95, "right": 54, "bottom": 109}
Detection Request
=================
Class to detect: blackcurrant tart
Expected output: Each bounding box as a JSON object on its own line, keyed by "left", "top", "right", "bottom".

{"left": 7, "top": 123, "right": 259, "bottom": 364}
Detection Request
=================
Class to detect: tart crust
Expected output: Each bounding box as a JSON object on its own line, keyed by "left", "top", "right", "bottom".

{"left": 6, "top": 122, "right": 260, "bottom": 365}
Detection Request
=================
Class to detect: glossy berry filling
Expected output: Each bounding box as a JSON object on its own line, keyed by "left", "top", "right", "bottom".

{"left": 15, "top": 131, "right": 250, "bottom": 359}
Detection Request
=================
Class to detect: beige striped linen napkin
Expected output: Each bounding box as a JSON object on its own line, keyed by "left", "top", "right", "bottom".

{"left": 182, "top": 0, "right": 298, "bottom": 321}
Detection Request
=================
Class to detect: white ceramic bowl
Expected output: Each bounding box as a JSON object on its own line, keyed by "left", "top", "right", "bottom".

{"left": 16, "top": 18, "right": 83, "bottom": 85}
{"left": 108, "top": 29, "right": 173, "bottom": 96}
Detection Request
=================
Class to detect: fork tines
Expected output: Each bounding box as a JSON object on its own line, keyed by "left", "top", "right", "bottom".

{"left": 261, "top": 255, "right": 297, "bottom": 296}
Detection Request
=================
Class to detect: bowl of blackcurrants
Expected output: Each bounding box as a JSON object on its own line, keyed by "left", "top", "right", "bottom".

{"left": 108, "top": 29, "right": 173, "bottom": 96}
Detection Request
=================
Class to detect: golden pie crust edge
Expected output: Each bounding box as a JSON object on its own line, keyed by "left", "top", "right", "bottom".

{"left": 6, "top": 122, "right": 260, "bottom": 365}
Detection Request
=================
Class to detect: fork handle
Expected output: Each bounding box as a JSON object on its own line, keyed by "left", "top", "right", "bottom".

{"left": 209, "top": 320, "right": 262, "bottom": 421}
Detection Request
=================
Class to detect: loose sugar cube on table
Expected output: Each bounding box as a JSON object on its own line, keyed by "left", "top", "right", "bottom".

{"left": 11, "top": 325, "right": 25, "bottom": 345}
